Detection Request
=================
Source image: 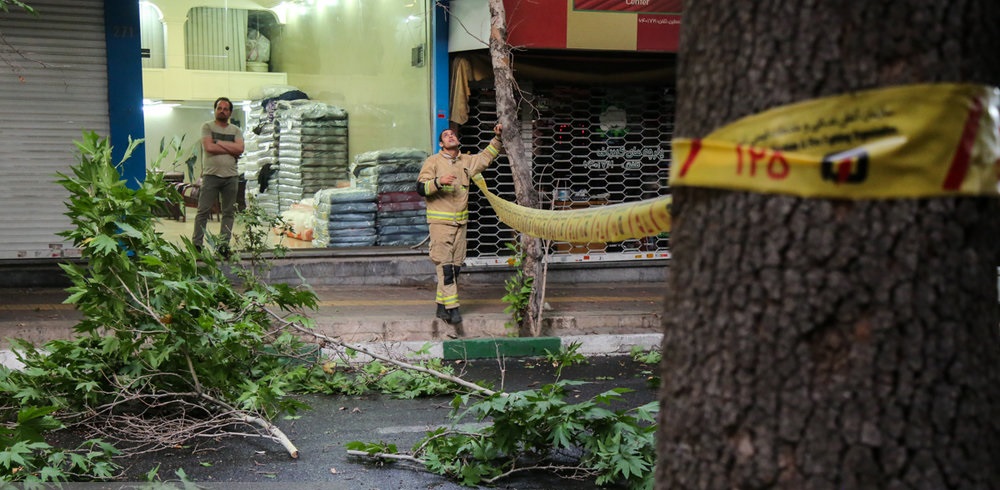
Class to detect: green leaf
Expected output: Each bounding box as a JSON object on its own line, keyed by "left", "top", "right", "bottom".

{"left": 15, "top": 405, "right": 59, "bottom": 424}
{"left": 633, "top": 401, "right": 659, "bottom": 422}
{"left": 64, "top": 290, "right": 87, "bottom": 304}
{"left": 68, "top": 452, "right": 88, "bottom": 470}
{"left": 87, "top": 234, "right": 121, "bottom": 255}
{"left": 75, "top": 380, "right": 99, "bottom": 393}
{"left": 100, "top": 335, "right": 122, "bottom": 355}
{"left": 115, "top": 221, "right": 144, "bottom": 239}
{"left": 92, "top": 460, "right": 117, "bottom": 478}
{"left": 0, "top": 442, "right": 30, "bottom": 468}
{"left": 345, "top": 441, "right": 367, "bottom": 451}
{"left": 40, "top": 464, "right": 65, "bottom": 482}
{"left": 549, "top": 424, "right": 575, "bottom": 449}
{"left": 144, "top": 463, "right": 161, "bottom": 482}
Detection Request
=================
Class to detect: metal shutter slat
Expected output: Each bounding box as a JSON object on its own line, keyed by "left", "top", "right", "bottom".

{"left": 0, "top": 0, "right": 108, "bottom": 259}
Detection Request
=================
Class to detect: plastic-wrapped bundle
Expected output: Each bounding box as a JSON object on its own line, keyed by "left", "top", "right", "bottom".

{"left": 275, "top": 183, "right": 305, "bottom": 195}
{"left": 378, "top": 208, "right": 424, "bottom": 220}
{"left": 355, "top": 168, "right": 417, "bottom": 184}
{"left": 271, "top": 100, "right": 351, "bottom": 212}
{"left": 314, "top": 218, "right": 377, "bottom": 247}
{"left": 311, "top": 186, "right": 377, "bottom": 248}
{"left": 377, "top": 224, "right": 429, "bottom": 236}
{"left": 350, "top": 148, "right": 427, "bottom": 194}
{"left": 377, "top": 191, "right": 422, "bottom": 203}
{"left": 277, "top": 168, "right": 353, "bottom": 188}
{"left": 377, "top": 200, "right": 426, "bottom": 213}
{"left": 278, "top": 148, "right": 350, "bottom": 160}
{"left": 375, "top": 191, "right": 427, "bottom": 246}
{"left": 280, "top": 101, "right": 348, "bottom": 122}
{"left": 278, "top": 197, "right": 300, "bottom": 210}
{"left": 313, "top": 221, "right": 377, "bottom": 247}
{"left": 317, "top": 211, "right": 376, "bottom": 222}
{"left": 376, "top": 215, "right": 425, "bottom": 226}
{"left": 241, "top": 111, "right": 277, "bottom": 202}
{"left": 251, "top": 191, "right": 280, "bottom": 217}
{"left": 277, "top": 202, "right": 315, "bottom": 242}
{"left": 323, "top": 238, "right": 377, "bottom": 248}
{"left": 313, "top": 213, "right": 377, "bottom": 247}
{"left": 315, "top": 187, "right": 376, "bottom": 203}
{"left": 351, "top": 148, "right": 428, "bottom": 172}
{"left": 315, "top": 201, "right": 379, "bottom": 217}
{"left": 242, "top": 89, "right": 309, "bottom": 206}
{"left": 280, "top": 133, "right": 348, "bottom": 144}
{"left": 354, "top": 160, "right": 423, "bottom": 176}
{"left": 376, "top": 227, "right": 426, "bottom": 245}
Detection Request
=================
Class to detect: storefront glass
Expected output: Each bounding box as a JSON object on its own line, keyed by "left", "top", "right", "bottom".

{"left": 141, "top": 0, "right": 432, "bottom": 250}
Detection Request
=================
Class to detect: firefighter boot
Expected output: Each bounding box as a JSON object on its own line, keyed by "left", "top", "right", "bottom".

{"left": 448, "top": 307, "right": 463, "bottom": 324}
{"left": 436, "top": 303, "right": 452, "bottom": 323}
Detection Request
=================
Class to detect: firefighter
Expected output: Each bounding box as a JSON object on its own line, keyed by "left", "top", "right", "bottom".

{"left": 417, "top": 124, "right": 503, "bottom": 324}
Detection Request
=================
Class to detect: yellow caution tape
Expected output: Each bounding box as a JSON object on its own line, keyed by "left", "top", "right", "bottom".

{"left": 671, "top": 83, "right": 1000, "bottom": 198}
{"left": 468, "top": 84, "right": 998, "bottom": 241}
{"left": 471, "top": 174, "right": 672, "bottom": 243}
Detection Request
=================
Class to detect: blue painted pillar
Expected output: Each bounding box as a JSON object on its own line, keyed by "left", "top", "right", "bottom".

{"left": 104, "top": 0, "right": 146, "bottom": 189}
{"left": 431, "top": 0, "right": 450, "bottom": 148}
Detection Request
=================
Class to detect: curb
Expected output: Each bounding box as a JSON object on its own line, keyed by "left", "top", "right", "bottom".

{"left": 323, "top": 333, "right": 663, "bottom": 362}
{"left": 442, "top": 337, "right": 562, "bottom": 360}
{"left": 0, "top": 334, "right": 664, "bottom": 371}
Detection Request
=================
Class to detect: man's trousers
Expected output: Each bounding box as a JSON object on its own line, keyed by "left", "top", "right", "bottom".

{"left": 192, "top": 174, "right": 239, "bottom": 248}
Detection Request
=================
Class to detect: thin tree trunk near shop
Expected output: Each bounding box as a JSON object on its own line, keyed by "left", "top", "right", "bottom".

{"left": 658, "top": 1, "right": 1000, "bottom": 488}
{"left": 488, "top": 0, "right": 545, "bottom": 336}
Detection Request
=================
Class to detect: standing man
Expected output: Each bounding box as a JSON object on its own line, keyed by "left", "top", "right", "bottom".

{"left": 417, "top": 124, "right": 503, "bottom": 325}
{"left": 194, "top": 97, "right": 244, "bottom": 256}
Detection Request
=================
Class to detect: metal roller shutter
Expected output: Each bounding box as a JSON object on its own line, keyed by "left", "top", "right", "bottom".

{"left": 0, "top": 0, "right": 109, "bottom": 259}
{"left": 462, "top": 81, "right": 675, "bottom": 265}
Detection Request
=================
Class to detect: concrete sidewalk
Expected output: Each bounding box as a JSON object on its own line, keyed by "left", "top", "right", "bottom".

{"left": 0, "top": 281, "right": 666, "bottom": 359}
{"left": 307, "top": 281, "right": 664, "bottom": 339}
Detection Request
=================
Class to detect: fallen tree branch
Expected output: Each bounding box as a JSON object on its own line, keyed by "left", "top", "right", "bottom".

{"left": 346, "top": 449, "right": 425, "bottom": 465}
{"left": 264, "top": 306, "right": 500, "bottom": 398}
{"left": 198, "top": 391, "right": 300, "bottom": 459}
{"left": 75, "top": 394, "right": 299, "bottom": 459}
{"left": 482, "top": 464, "right": 598, "bottom": 484}
{"left": 67, "top": 371, "right": 301, "bottom": 459}
{"left": 347, "top": 449, "right": 598, "bottom": 484}
{"left": 237, "top": 412, "right": 299, "bottom": 459}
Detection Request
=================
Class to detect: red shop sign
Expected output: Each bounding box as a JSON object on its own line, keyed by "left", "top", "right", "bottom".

{"left": 573, "top": 0, "right": 682, "bottom": 14}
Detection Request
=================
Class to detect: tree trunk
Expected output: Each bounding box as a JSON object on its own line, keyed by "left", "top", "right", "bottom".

{"left": 657, "top": 1, "right": 1000, "bottom": 488}
{"left": 488, "top": 0, "right": 545, "bottom": 336}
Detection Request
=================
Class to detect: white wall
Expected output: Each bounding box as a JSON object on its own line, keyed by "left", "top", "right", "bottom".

{"left": 448, "top": 0, "right": 490, "bottom": 53}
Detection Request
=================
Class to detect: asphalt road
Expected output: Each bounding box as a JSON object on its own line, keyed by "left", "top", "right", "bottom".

{"left": 91, "top": 354, "right": 660, "bottom": 489}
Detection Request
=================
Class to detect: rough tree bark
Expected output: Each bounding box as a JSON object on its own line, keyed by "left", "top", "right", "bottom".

{"left": 487, "top": 0, "right": 545, "bottom": 336}
{"left": 657, "top": 1, "right": 1000, "bottom": 489}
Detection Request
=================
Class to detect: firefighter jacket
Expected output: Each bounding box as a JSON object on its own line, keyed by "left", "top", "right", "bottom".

{"left": 416, "top": 137, "right": 502, "bottom": 225}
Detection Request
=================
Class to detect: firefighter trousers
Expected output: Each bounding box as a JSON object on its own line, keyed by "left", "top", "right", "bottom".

{"left": 428, "top": 222, "right": 467, "bottom": 309}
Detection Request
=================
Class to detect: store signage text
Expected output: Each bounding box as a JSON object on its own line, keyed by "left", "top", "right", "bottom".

{"left": 587, "top": 146, "right": 666, "bottom": 171}
{"left": 573, "top": 0, "right": 682, "bottom": 14}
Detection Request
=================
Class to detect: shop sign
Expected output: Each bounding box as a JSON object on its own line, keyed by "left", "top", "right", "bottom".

{"left": 573, "top": 0, "right": 682, "bottom": 14}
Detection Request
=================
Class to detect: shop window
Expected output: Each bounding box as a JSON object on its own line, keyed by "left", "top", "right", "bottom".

{"left": 139, "top": 1, "right": 165, "bottom": 68}
{"left": 151, "top": 1, "right": 433, "bottom": 252}
{"left": 183, "top": 7, "right": 279, "bottom": 72}
{"left": 184, "top": 7, "right": 249, "bottom": 71}
{"left": 246, "top": 10, "right": 280, "bottom": 72}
